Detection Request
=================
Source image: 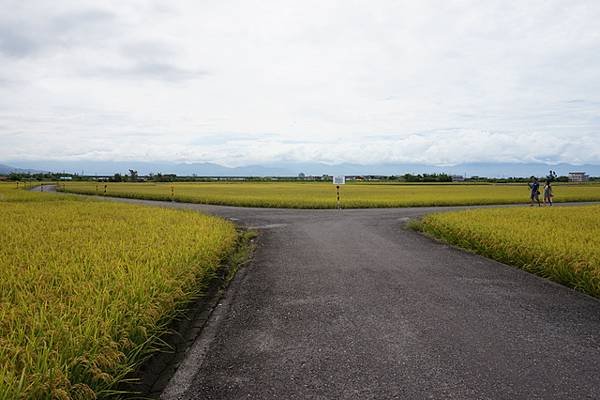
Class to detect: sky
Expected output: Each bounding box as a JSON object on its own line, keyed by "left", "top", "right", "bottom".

{"left": 1, "top": 0, "right": 599, "bottom": 167}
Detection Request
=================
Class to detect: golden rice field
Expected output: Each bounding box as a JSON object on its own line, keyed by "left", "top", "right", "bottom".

{"left": 62, "top": 181, "right": 600, "bottom": 208}
{"left": 0, "top": 183, "right": 237, "bottom": 399}
{"left": 417, "top": 205, "right": 600, "bottom": 297}
{"left": 0, "top": 181, "right": 74, "bottom": 202}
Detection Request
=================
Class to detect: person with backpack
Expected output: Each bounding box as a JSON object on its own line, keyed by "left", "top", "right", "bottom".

{"left": 528, "top": 177, "right": 541, "bottom": 206}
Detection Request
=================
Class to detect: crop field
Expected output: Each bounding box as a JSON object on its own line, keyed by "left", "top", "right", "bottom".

{"left": 61, "top": 181, "right": 600, "bottom": 208}
{"left": 0, "top": 184, "right": 237, "bottom": 399}
{"left": 0, "top": 181, "right": 74, "bottom": 202}
{"left": 416, "top": 205, "right": 600, "bottom": 297}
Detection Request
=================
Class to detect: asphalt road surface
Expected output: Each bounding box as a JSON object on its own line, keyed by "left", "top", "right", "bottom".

{"left": 135, "top": 200, "right": 599, "bottom": 400}
{"left": 35, "top": 189, "right": 600, "bottom": 399}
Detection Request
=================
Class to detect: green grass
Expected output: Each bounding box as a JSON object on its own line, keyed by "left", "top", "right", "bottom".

{"left": 0, "top": 183, "right": 238, "bottom": 399}
{"left": 61, "top": 181, "right": 600, "bottom": 208}
{"left": 416, "top": 205, "right": 600, "bottom": 297}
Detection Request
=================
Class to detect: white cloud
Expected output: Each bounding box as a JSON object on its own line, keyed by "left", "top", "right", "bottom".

{"left": 0, "top": 0, "right": 599, "bottom": 166}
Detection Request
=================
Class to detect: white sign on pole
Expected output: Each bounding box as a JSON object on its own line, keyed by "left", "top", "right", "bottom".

{"left": 333, "top": 176, "right": 345, "bottom": 185}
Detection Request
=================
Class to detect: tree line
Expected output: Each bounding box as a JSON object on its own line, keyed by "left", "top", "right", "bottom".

{"left": 3, "top": 171, "right": 598, "bottom": 183}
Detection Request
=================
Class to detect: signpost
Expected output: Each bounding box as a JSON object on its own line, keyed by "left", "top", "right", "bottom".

{"left": 333, "top": 176, "right": 345, "bottom": 185}
{"left": 332, "top": 176, "right": 345, "bottom": 209}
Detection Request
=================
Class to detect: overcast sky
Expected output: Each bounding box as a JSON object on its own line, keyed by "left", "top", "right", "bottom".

{"left": 1, "top": 0, "right": 599, "bottom": 167}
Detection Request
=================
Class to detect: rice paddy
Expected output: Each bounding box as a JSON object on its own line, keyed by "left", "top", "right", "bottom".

{"left": 0, "top": 181, "right": 73, "bottom": 202}
{"left": 3, "top": 180, "right": 600, "bottom": 398}
{"left": 416, "top": 205, "right": 600, "bottom": 297}
{"left": 61, "top": 181, "right": 600, "bottom": 208}
{"left": 0, "top": 183, "right": 237, "bottom": 399}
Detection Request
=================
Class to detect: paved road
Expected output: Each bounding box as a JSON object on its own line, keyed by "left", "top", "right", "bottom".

{"left": 109, "top": 200, "right": 598, "bottom": 400}
{"left": 30, "top": 183, "right": 58, "bottom": 192}
{"left": 35, "top": 189, "right": 600, "bottom": 399}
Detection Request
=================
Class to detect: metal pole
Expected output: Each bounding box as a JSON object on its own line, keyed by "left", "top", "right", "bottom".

{"left": 336, "top": 185, "right": 340, "bottom": 209}
{"left": 104, "top": 184, "right": 107, "bottom": 195}
{"left": 171, "top": 185, "right": 174, "bottom": 202}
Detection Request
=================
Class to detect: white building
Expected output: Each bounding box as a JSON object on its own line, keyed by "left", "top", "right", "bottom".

{"left": 568, "top": 172, "right": 589, "bottom": 182}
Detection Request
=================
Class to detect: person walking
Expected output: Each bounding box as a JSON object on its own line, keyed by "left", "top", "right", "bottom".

{"left": 543, "top": 180, "right": 553, "bottom": 206}
{"left": 528, "top": 177, "right": 541, "bottom": 206}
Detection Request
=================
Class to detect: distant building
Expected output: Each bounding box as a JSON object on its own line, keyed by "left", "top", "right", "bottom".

{"left": 351, "top": 176, "right": 365, "bottom": 181}
{"left": 363, "top": 175, "right": 386, "bottom": 181}
{"left": 451, "top": 175, "right": 465, "bottom": 182}
{"left": 568, "top": 172, "right": 589, "bottom": 182}
{"left": 59, "top": 176, "right": 72, "bottom": 181}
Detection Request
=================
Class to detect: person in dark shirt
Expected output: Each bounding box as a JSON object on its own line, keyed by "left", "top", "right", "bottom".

{"left": 528, "top": 177, "right": 541, "bottom": 206}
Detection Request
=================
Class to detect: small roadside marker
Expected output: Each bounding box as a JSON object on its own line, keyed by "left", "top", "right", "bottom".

{"left": 332, "top": 176, "right": 345, "bottom": 209}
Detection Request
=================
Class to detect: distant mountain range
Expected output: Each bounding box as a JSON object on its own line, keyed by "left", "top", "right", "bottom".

{"left": 2, "top": 160, "right": 600, "bottom": 178}
{"left": 0, "top": 163, "right": 46, "bottom": 174}
{"left": 2, "top": 161, "right": 290, "bottom": 177}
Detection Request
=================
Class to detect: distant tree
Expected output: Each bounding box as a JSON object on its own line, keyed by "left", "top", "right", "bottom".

{"left": 152, "top": 173, "right": 176, "bottom": 182}
{"left": 111, "top": 173, "right": 123, "bottom": 182}
{"left": 128, "top": 169, "right": 138, "bottom": 182}
{"left": 437, "top": 173, "right": 452, "bottom": 182}
{"left": 403, "top": 173, "right": 418, "bottom": 182}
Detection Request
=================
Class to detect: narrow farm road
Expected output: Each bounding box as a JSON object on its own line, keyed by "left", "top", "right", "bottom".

{"left": 38, "top": 188, "right": 600, "bottom": 399}
{"left": 119, "top": 200, "right": 599, "bottom": 400}
{"left": 30, "top": 183, "right": 57, "bottom": 192}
